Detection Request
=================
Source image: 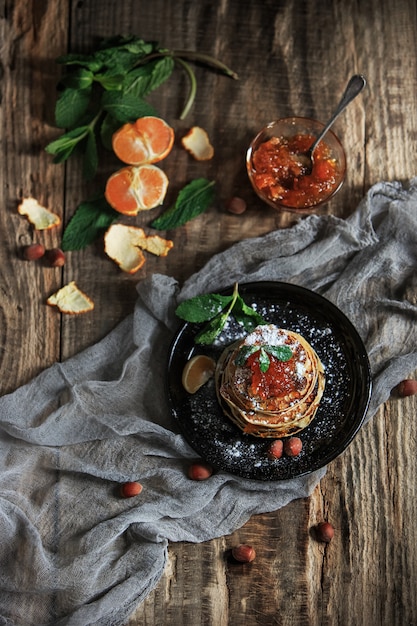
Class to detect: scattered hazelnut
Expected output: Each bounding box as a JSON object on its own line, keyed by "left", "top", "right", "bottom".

{"left": 45, "top": 248, "right": 66, "bottom": 267}
{"left": 313, "top": 521, "right": 334, "bottom": 543}
{"left": 226, "top": 196, "right": 247, "bottom": 214}
{"left": 283, "top": 437, "right": 303, "bottom": 457}
{"left": 120, "top": 481, "right": 143, "bottom": 498}
{"left": 231, "top": 544, "right": 256, "bottom": 563}
{"left": 394, "top": 379, "right": 417, "bottom": 397}
{"left": 22, "top": 243, "right": 45, "bottom": 261}
{"left": 187, "top": 462, "right": 213, "bottom": 481}
{"left": 268, "top": 439, "right": 283, "bottom": 459}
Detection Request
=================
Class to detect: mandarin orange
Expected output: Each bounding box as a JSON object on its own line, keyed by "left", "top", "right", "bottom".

{"left": 112, "top": 116, "right": 175, "bottom": 165}
{"left": 105, "top": 164, "right": 169, "bottom": 215}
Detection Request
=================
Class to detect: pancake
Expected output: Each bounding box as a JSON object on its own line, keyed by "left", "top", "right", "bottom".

{"left": 215, "top": 324, "right": 325, "bottom": 438}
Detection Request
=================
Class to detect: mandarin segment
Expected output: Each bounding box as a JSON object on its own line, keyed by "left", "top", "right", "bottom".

{"left": 182, "top": 355, "right": 216, "bottom": 394}
{"left": 105, "top": 164, "right": 169, "bottom": 215}
{"left": 112, "top": 116, "right": 174, "bottom": 165}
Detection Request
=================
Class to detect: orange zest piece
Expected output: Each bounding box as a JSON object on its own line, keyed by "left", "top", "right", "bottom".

{"left": 112, "top": 116, "right": 175, "bottom": 165}
{"left": 104, "top": 164, "right": 169, "bottom": 215}
{"left": 181, "top": 126, "right": 214, "bottom": 161}
{"left": 104, "top": 224, "right": 173, "bottom": 273}
{"left": 46, "top": 281, "right": 94, "bottom": 314}
{"left": 18, "top": 197, "right": 61, "bottom": 230}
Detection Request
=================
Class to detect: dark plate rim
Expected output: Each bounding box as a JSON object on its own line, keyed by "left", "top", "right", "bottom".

{"left": 167, "top": 281, "right": 372, "bottom": 480}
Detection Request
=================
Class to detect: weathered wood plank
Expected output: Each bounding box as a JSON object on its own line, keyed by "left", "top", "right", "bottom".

{"left": 0, "top": 1, "right": 69, "bottom": 393}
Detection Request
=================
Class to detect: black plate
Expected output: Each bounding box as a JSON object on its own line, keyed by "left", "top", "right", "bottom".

{"left": 167, "top": 281, "right": 372, "bottom": 481}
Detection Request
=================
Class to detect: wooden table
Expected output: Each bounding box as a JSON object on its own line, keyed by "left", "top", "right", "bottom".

{"left": 1, "top": 1, "right": 417, "bottom": 624}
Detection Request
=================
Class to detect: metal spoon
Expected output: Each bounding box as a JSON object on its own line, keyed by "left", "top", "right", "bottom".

{"left": 297, "top": 74, "right": 366, "bottom": 175}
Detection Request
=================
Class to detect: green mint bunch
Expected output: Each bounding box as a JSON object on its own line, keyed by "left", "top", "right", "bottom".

{"left": 175, "top": 283, "right": 267, "bottom": 345}
{"left": 45, "top": 35, "right": 238, "bottom": 179}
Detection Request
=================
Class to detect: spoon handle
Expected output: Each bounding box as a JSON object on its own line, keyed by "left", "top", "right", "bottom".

{"left": 310, "top": 74, "right": 367, "bottom": 154}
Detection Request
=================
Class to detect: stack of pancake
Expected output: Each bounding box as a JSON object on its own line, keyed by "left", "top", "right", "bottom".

{"left": 215, "top": 324, "right": 325, "bottom": 438}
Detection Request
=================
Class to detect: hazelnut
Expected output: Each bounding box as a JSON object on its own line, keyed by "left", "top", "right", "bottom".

{"left": 231, "top": 544, "right": 256, "bottom": 563}
{"left": 120, "top": 481, "right": 143, "bottom": 498}
{"left": 22, "top": 243, "right": 45, "bottom": 261}
{"left": 45, "top": 248, "right": 66, "bottom": 267}
{"left": 187, "top": 462, "right": 213, "bottom": 481}
{"left": 226, "top": 196, "right": 247, "bottom": 214}
{"left": 283, "top": 437, "right": 303, "bottom": 457}
{"left": 394, "top": 379, "right": 417, "bottom": 397}
{"left": 314, "top": 521, "right": 334, "bottom": 543}
{"left": 268, "top": 439, "right": 283, "bottom": 459}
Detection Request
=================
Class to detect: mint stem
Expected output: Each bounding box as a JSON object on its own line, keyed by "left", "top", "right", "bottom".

{"left": 174, "top": 58, "right": 197, "bottom": 120}
{"left": 137, "top": 49, "right": 238, "bottom": 80}
{"left": 171, "top": 50, "right": 239, "bottom": 80}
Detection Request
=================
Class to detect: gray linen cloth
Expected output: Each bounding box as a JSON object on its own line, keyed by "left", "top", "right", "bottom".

{"left": 0, "top": 180, "right": 416, "bottom": 625}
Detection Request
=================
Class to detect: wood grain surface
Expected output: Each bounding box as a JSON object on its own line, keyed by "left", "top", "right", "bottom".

{"left": 1, "top": 1, "right": 416, "bottom": 624}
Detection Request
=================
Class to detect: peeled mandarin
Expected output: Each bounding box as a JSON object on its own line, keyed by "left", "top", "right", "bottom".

{"left": 105, "top": 164, "right": 169, "bottom": 215}
{"left": 182, "top": 355, "right": 216, "bottom": 394}
{"left": 112, "top": 116, "right": 174, "bottom": 165}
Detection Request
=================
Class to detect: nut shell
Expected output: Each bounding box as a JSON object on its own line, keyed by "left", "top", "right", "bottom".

{"left": 314, "top": 521, "right": 334, "bottom": 543}
{"left": 395, "top": 379, "right": 417, "bottom": 397}
{"left": 231, "top": 544, "right": 256, "bottom": 563}
{"left": 120, "top": 481, "right": 143, "bottom": 498}
{"left": 187, "top": 462, "right": 213, "bottom": 481}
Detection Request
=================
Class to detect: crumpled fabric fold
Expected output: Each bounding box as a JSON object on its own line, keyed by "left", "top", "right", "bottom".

{"left": 0, "top": 180, "right": 416, "bottom": 625}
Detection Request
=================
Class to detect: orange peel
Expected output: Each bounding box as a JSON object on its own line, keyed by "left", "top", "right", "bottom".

{"left": 105, "top": 164, "right": 169, "bottom": 215}
{"left": 18, "top": 197, "right": 61, "bottom": 230}
{"left": 104, "top": 224, "right": 173, "bottom": 273}
{"left": 181, "top": 127, "right": 214, "bottom": 161}
{"left": 112, "top": 116, "right": 175, "bottom": 166}
{"left": 46, "top": 281, "right": 94, "bottom": 314}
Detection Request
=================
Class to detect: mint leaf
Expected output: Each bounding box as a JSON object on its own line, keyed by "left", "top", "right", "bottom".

{"left": 195, "top": 311, "right": 229, "bottom": 345}
{"left": 94, "top": 72, "right": 124, "bottom": 91}
{"left": 56, "top": 37, "right": 156, "bottom": 74}
{"left": 151, "top": 179, "right": 215, "bottom": 230}
{"left": 94, "top": 37, "right": 155, "bottom": 72}
{"left": 123, "top": 57, "right": 175, "bottom": 98}
{"left": 100, "top": 113, "right": 122, "bottom": 150}
{"left": 101, "top": 91, "right": 157, "bottom": 123}
{"left": 60, "top": 68, "right": 94, "bottom": 90}
{"left": 233, "top": 296, "right": 267, "bottom": 331}
{"left": 265, "top": 345, "right": 293, "bottom": 362}
{"left": 55, "top": 86, "right": 92, "bottom": 128}
{"left": 56, "top": 52, "right": 103, "bottom": 72}
{"left": 234, "top": 345, "right": 259, "bottom": 366}
{"left": 45, "top": 125, "right": 90, "bottom": 163}
{"left": 176, "top": 293, "right": 233, "bottom": 323}
{"left": 61, "top": 196, "right": 118, "bottom": 251}
{"left": 259, "top": 348, "right": 271, "bottom": 373}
